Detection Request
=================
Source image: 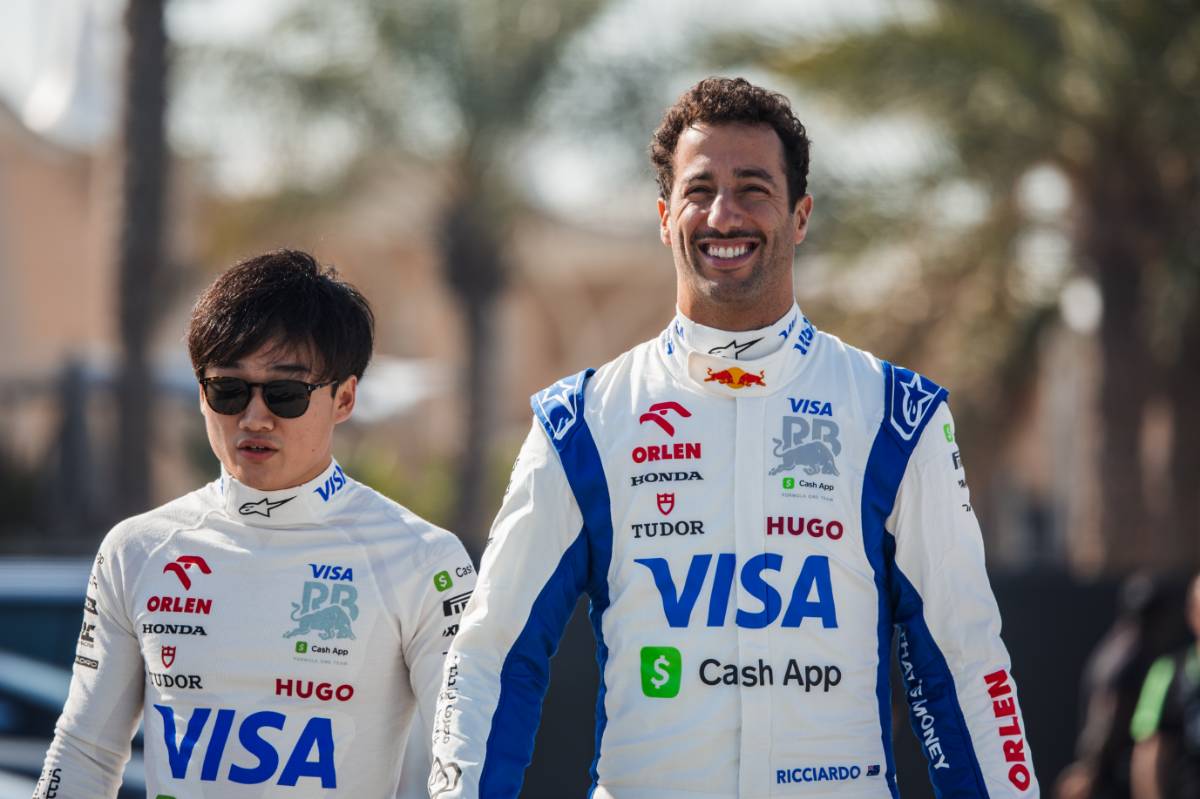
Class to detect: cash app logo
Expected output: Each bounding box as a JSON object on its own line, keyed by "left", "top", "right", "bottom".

{"left": 641, "top": 646, "right": 681, "bottom": 698}
{"left": 433, "top": 571, "right": 453, "bottom": 592}
{"left": 295, "top": 641, "right": 307, "bottom": 654}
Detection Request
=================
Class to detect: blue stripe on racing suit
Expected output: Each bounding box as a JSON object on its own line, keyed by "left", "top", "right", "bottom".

{"left": 861, "top": 361, "right": 987, "bottom": 797}
{"left": 479, "top": 370, "right": 614, "bottom": 797}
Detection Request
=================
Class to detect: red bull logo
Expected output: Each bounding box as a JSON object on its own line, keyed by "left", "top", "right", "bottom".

{"left": 705, "top": 367, "right": 766, "bottom": 389}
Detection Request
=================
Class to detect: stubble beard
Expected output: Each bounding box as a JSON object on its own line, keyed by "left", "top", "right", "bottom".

{"left": 677, "top": 229, "right": 792, "bottom": 309}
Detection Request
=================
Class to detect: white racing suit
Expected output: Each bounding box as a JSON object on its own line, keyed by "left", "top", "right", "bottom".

{"left": 35, "top": 459, "right": 475, "bottom": 798}
{"left": 431, "top": 305, "right": 1037, "bottom": 798}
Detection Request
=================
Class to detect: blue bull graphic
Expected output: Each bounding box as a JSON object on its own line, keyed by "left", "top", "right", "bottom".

{"left": 770, "top": 415, "right": 841, "bottom": 476}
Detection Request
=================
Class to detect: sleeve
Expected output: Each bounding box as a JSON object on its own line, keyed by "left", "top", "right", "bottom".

{"left": 429, "top": 418, "right": 586, "bottom": 799}
{"left": 886, "top": 402, "right": 1040, "bottom": 797}
{"left": 34, "top": 533, "right": 146, "bottom": 799}
{"left": 1130, "top": 655, "right": 1177, "bottom": 742}
{"left": 396, "top": 537, "right": 478, "bottom": 799}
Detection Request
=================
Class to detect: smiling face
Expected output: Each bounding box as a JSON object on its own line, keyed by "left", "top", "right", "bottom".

{"left": 200, "top": 339, "right": 356, "bottom": 492}
{"left": 658, "top": 122, "right": 813, "bottom": 331}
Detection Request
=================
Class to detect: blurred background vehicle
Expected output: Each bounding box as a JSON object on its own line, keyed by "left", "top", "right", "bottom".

{"left": 0, "top": 560, "right": 144, "bottom": 798}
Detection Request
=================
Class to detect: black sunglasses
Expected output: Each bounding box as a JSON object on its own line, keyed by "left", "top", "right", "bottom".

{"left": 199, "top": 377, "right": 337, "bottom": 419}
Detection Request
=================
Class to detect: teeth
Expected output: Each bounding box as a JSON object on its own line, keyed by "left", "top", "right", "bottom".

{"left": 707, "top": 244, "right": 750, "bottom": 259}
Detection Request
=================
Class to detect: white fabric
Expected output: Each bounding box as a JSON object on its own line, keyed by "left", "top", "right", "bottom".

{"left": 35, "top": 459, "right": 475, "bottom": 798}
{"left": 431, "top": 304, "right": 1038, "bottom": 798}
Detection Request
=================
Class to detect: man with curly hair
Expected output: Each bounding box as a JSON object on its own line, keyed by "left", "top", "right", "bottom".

{"left": 430, "top": 77, "right": 1036, "bottom": 798}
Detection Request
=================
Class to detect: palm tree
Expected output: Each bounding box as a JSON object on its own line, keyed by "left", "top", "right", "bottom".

{"left": 733, "top": 0, "right": 1200, "bottom": 572}
{"left": 198, "top": 0, "right": 610, "bottom": 554}
{"left": 115, "top": 0, "right": 170, "bottom": 520}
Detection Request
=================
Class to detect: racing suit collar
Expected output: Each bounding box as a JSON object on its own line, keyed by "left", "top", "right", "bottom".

{"left": 660, "top": 303, "right": 820, "bottom": 396}
{"left": 674, "top": 309, "right": 793, "bottom": 361}
{"left": 218, "top": 459, "right": 351, "bottom": 527}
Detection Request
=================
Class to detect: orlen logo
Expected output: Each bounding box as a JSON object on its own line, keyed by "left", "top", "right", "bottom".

{"left": 638, "top": 401, "right": 691, "bottom": 436}
{"left": 275, "top": 678, "right": 354, "bottom": 702}
{"left": 148, "top": 595, "right": 212, "bottom": 614}
{"left": 154, "top": 704, "right": 337, "bottom": 788}
{"left": 314, "top": 464, "right": 347, "bottom": 502}
{"left": 632, "top": 442, "right": 701, "bottom": 464}
{"left": 984, "top": 669, "right": 1033, "bottom": 791}
{"left": 163, "top": 555, "right": 211, "bottom": 590}
{"left": 635, "top": 553, "right": 837, "bottom": 629}
{"left": 766, "top": 517, "right": 844, "bottom": 540}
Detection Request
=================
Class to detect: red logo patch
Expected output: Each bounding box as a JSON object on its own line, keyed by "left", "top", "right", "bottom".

{"left": 161, "top": 645, "right": 176, "bottom": 669}
{"left": 705, "top": 367, "right": 766, "bottom": 389}
{"left": 656, "top": 493, "right": 675, "bottom": 516}
{"left": 638, "top": 401, "right": 692, "bottom": 437}
{"left": 163, "top": 555, "right": 212, "bottom": 590}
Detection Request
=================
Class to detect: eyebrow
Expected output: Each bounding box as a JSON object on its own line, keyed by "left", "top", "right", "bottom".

{"left": 681, "top": 168, "right": 778, "bottom": 185}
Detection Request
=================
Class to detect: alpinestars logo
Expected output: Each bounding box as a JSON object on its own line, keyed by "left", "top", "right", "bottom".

{"left": 890, "top": 368, "right": 938, "bottom": 441}
{"left": 535, "top": 371, "right": 587, "bottom": 441}
{"left": 708, "top": 338, "right": 761, "bottom": 359}
{"left": 639, "top": 401, "right": 691, "bottom": 436}
{"left": 163, "top": 555, "right": 212, "bottom": 590}
{"left": 239, "top": 497, "right": 295, "bottom": 517}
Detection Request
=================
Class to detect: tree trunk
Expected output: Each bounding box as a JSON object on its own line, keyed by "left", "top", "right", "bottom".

{"left": 440, "top": 186, "right": 505, "bottom": 560}
{"left": 1079, "top": 163, "right": 1155, "bottom": 572}
{"left": 114, "top": 0, "right": 169, "bottom": 520}
{"left": 1168, "top": 300, "right": 1200, "bottom": 570}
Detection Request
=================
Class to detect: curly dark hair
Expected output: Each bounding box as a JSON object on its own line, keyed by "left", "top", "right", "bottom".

{"left": 650, "top": 77, "right": 811, "bottom": 207}
{"left": 187, "top": 249, "right": 374, "bottom": 383}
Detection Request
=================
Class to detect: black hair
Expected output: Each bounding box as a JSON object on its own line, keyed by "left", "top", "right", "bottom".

{"left": 651, "top": 76, "right": 811, "bottom": 207}
{"left": 187, "top": 249, "right": 374, "bottom": 382}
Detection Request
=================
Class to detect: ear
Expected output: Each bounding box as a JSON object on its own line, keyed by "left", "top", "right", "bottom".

{"left": 793, "top": 195, "right": 814, "bottom": 245}
{"left": 332, "top": 376, "right": 357, "bottom": 425}
{"left": 657, "top": 196, "right": 672, "bottom": 247}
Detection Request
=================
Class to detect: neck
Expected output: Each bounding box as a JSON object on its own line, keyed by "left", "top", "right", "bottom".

{"left": 676, "top": 293, "right": 795, "bottom": 332}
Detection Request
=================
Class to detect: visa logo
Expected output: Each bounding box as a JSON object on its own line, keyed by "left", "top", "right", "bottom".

{"left": 787, "top": 398, "right": 833, "bottom": 416}
{"left": 313, "top": 465, "right": 347, "bottom": 502}
{"left": 153, "top": 705, "right": 336, "bottom": 787}
{"left": 308, "top": 564, "right": 353, "bottom": 581}
{"left": 634, "top": 553, "right": 837, "bottom": 629}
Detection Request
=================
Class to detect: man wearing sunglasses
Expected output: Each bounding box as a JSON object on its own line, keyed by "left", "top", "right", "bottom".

{"left": 36, "top": 249, "right": 474, "bottom": 798}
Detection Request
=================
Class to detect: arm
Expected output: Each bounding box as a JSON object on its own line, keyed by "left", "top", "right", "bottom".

{"left": 1130, "top": 736, "right": 1164, "bottom": 799}
{"left": 34, "top": 538, "right": 145, "bottom": 798}
{"left": 430, "top": 419, "right": 587, "bottom": 799}
{"left": 1129, "top": 655, "right": 1177, "bottom": 799}
{"left": 887, "top": 402, "right": 1039, "bottom": 796}
{"left": 396, "top": 540, "right": 477, "bottom": 799}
